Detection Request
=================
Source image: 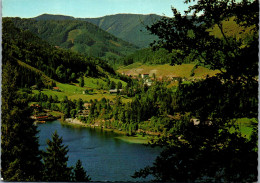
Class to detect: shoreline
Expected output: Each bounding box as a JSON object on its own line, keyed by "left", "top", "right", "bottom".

{"left": 60, "top": 118, "right": 151, "bottom": 144}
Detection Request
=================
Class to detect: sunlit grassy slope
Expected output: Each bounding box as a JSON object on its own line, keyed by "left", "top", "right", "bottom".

{"left": 231, "top": 118, "right": 257, "bottom": 139}
{"left": 118, "top": 63, "right": 219, "bottom": 79}
{"left": 32, "top": 77, "right": 130, "bottom": 103}
{"left": 208, "top": 16, "right": 255, "bottom": 39}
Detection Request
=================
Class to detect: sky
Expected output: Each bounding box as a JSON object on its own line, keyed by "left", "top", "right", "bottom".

{"left": 2, "top": 0, "right": 195, "bottom": 18}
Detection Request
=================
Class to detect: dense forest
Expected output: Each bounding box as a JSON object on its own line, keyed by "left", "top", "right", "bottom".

{"left": 1, "top": 0, "right": 258, "bottom": 182}
{"left": 2, "top": 18, "right": 120, "bottom": 87}
{"left": 8, "top": 17, "right": 138, "bottom": 59}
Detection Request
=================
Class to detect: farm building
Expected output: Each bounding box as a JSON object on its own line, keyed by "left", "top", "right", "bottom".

{"left": 84, "top": 103, "right": 92, "bottom": 109}
{"left": 141, "top": 73, "right": 149, "bottom": 79}
{"left": 144, "top": 79, "right": 153, "bottom": 86}
{"left": 53, "top": 87, "right": 60, "bottom": 91}
{"left": 31, "top": 85, "right": 38, "bottom": 90}
{"left": 109, "top": 89, "right": 123, "bottom": 94}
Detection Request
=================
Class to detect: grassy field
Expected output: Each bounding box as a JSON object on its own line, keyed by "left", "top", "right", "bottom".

{"left": 115, "top": 134, "right": 150, "bottom": 144}
{"left": 231, "top": 118, "right": 257, "bottom": 139}
{"left": 49, "top": 111, "right": 63, "bottom": 117}
{"left": 208, "top": 16, "right": 255, "bottom": 40}
{"left": 32, "top": 76, "right": 131, "bottom": 103}
{"left": 118, "top": 63, "right": 219, "bottom": 79}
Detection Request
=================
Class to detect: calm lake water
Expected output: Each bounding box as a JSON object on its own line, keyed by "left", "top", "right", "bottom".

{"left": 37, "top": 120, "right": 161, "bottom": 181}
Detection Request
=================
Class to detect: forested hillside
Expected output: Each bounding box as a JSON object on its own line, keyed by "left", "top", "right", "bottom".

{"left": 34, "top": 13, "right": 162, "bottom": 48}
{"left": 2, "top": 18, "right": 117, "bottom": 88}
{"left": 2, "top": 0, "right": 258, "bottom": 182}
{"left": 84, "top": 14, "right": 162, "bottom": 48}
{"left": 117, "top": 15, "right": 256, "bottom": 67}
{"left": 8, "top": 17, "right": 138, "bottom": 59}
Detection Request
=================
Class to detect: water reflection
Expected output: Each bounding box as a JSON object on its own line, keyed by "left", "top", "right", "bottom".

{"left": 37, "top": 120, "right": 161, "bottom": 181}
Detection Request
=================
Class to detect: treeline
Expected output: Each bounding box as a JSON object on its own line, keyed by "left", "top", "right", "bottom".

{"left": 80, "top": 75, "right": 257, "bottom": 135}
{"left": 115, "top": 47, "right": 196, "bottom": 66}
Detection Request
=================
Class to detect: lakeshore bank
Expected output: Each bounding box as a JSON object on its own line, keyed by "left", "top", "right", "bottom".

{"left": 61, "top": 118, "right": 151, "bottom": 144}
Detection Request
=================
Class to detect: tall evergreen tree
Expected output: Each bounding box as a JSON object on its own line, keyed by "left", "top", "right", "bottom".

{"left": 80, "top": 76, "right": 84, "bottom": 87}
{"left": 1, "top": 60, "right": 43, "bottom": 181}
{"left": 73, "top": 160, "right": 91, "bottom": 182}
{"left": 117, "top": 81, "right": 122, "bottom": 90}
{"left": 42, "top": 131, "right": 72, "bottom": 181}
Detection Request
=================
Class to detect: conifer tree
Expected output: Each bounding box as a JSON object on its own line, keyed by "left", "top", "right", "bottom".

{"left": 73, "top": 160, "right": 91, "bottom": 182}
{"left": 1, "top": 61, "right": 43, "bottom": 181}
{"left": 80, "top": 76, "right": 84, "bottom": 87}
{"left": 42, "top": 131, "right": 72, "bottom": 181}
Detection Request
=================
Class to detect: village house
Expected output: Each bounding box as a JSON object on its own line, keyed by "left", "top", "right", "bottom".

{"left": 172, "top": 76, "right": 182, "bottom": 82}
{"left": 31, "top": 85, "right": 38, "bottom": 90}
{"left": 77, "top": 110, "right": 89, "bottom": 117}
{"left": 190, "top": 119, "right": 213, "bottom": 126}
{"left": 84, "top": 103, "right": 92, "bottom": 109}
{"left": 144, "top": 78, "right": 152, "bottom": 86}
{"left": 53, "top": 87, "right": 60, "bottom": 91}
{"left": 141, "top": 73, "right": 149, "bottom": 79}
{"left": 83, "top": 89, "right": 93, "bottom": 94}
{"left": 30, "top": 103, "right": 42, "bottom": 110}
{"left": 191, "top": 118, "right": 200, "bottom": 125}
{"left": 109, "top": 89, "right": 123, "bottom": 94}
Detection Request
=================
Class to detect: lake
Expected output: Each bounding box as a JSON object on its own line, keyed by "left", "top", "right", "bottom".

{"left": 37, "top": 120, "right": 161, "bottom": 181}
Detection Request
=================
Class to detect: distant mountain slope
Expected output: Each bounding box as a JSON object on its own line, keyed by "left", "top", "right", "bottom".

{"left": 10, "top": 17, "right": 138, "bottom": 59}
{"left": 34, "top": 13, "right": 163, "bottom": 48}
{"left": 83, "top": 14, "right": 162, "bottom": 48}
{"left": 34, "top": 13, "right": 75, "bottom": 20}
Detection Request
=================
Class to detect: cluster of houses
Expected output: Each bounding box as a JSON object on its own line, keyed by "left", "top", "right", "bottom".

{"left": 30, "top": 104, "right": 58, "bottom": 123}
{"left": 76, "top": 102, "right": 91, "bottom": 117}
{"left": 122, "top": 72, "right": 202, "bottom": 85}
{"left": 122, "top": 73, "right": 153, "bottom": 86}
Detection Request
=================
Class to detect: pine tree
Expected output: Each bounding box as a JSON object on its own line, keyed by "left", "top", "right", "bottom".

{"left": 80, "top": 76, "right": 84, "bottom": 87}
{"left": 117, "top": 81, "right": 122, "bottom": 90}
{"left": 73, "top": 160, "right": 91, "bottom": 182}
{"left": 1, "top": 61, "right": 43, "bottom": 181}
{"left": 42, "top": 131, "right": 72, "bottom": 181}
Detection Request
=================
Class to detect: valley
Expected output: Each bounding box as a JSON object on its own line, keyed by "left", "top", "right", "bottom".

{"left": 2, "top": 1, "right": 258, "bottom": 181}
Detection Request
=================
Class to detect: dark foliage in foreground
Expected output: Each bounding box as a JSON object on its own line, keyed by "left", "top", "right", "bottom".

{"left": 133, "top": 0, "right": 258, "bottom": 182}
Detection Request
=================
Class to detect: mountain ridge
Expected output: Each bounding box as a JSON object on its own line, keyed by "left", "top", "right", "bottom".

{"left": 34, "top": 13, "right": 162, "bottom": 48}
{"left": 9, "top": 17, "right": 138, "bottom": 59}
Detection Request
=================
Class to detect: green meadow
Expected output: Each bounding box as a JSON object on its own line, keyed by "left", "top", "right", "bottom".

{"left": 32, "top": 77, "right": 130, "bottom": 103}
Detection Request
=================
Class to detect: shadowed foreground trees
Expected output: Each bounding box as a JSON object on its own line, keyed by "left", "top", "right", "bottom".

{"left": 1, "top": 61, "right": 43, "bottom": 181}
{"left": 42, "top": 131, "right": 91, "bottom": 182}
{"left": 133, "top": 0, "right": 258, "bottom": 182}
{"left": 1, "top": 60, "right": 91, "bottom": 181}
{"left": 73, "top": 160, "right": 91, "bottom": 182}
{"left": 42, "top": 131, "right": 72, "bottom": 181}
